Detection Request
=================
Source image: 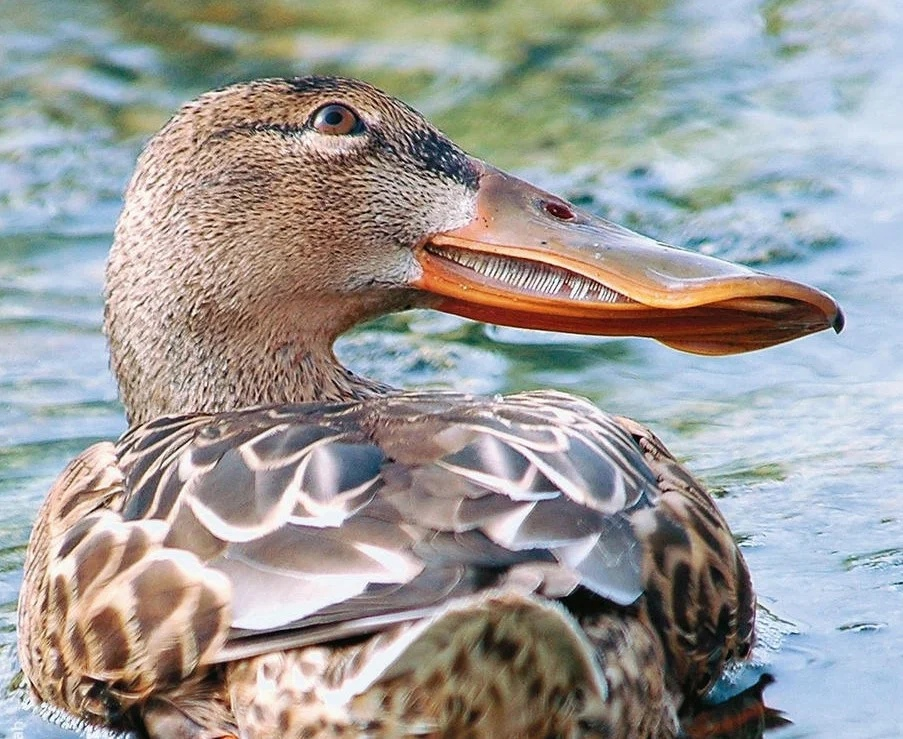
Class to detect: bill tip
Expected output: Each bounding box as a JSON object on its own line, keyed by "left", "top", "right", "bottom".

{"left": 832, "top": 307, "right": 845, "bottom": 334}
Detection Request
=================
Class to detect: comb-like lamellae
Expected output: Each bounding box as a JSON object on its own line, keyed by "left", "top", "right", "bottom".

{"left": 426, "top": 244, "right": 632, "bottom": 304}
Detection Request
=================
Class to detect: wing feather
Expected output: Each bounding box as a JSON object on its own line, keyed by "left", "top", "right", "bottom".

{"left": 113, "top": 391, "right": 660, "bottom": 661}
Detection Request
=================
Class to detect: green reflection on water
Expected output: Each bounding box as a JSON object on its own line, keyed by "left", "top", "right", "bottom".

{"left": 2, "top": 0, "right": 902, "bottom": 735}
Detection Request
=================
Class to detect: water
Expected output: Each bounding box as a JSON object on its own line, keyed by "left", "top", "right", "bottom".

{"left": 1, "top": 0, "right": 901, "bottom": 736}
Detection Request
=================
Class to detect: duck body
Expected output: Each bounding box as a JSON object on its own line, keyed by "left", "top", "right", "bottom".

{"left": 18, "top": 77, "right": 840, "bottom": 737}
{"left": 23, "top": 392, "right": 752, "bottom": 737}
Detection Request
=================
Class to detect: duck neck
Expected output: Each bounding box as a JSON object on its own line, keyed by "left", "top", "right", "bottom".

{"left": 106, "top": 293, "right": 394, "bottom": 426}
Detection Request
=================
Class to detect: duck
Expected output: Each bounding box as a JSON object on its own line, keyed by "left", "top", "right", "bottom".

{"left": 17, "top": 76, "right": 842, "bottom": 738}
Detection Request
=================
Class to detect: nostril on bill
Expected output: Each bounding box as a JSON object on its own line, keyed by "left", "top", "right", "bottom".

{"left": 543, "top": 200, "right": 575, "bottom": 221}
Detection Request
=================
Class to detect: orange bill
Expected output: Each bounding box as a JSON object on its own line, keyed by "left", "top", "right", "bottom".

{"left": 413, "top": 164, "right": 843, "bottom": 355}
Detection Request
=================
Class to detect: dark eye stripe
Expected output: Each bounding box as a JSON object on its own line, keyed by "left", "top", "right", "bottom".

{"left": 310, "top": 103, "right": 363, "bottom": 136}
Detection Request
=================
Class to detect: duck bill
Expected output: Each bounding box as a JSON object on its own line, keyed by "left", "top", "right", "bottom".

{"left": 414, "top": 164, "right": 843, "bottom": 355}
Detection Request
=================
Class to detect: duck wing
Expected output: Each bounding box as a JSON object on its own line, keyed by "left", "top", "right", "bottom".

{"left": 111, "top": 390, "right": 658, "bottom": 662}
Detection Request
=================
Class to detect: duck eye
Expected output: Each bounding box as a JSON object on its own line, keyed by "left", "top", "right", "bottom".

{"left": 311, "top": 104, "right": 362, "bottom": 135}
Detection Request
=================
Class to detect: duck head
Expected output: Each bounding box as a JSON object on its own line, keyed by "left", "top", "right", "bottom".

{"left": 107, "top": 76, "right": 842, "bottom": 423}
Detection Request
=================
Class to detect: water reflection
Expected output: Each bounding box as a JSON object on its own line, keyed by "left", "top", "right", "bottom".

{"left": 1, "top": 0, "right": 901, "bottom": 736}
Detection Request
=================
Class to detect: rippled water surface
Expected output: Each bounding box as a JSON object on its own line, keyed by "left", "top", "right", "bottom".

{"left": 1, "top": 0, "right": 901, "bottom": 736}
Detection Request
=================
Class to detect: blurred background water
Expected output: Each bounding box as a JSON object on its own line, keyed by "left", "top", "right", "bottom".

{"left": 1, "top": 0, "right": 901, "bottom": 736}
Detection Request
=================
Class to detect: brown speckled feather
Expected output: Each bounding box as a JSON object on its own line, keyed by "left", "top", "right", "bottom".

{"left": 613, "top": 416, "right": 755, "bottom": 699}
{"left": 19, "top": 444, "right": 235, "bottom": 734}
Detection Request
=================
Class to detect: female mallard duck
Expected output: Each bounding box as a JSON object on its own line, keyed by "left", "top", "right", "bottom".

{"left": 18, "top": 76, "right": 841, "bottom": 738}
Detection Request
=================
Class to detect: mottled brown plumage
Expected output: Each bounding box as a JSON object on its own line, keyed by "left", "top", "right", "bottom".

{"left": 18, "top": 76, "right": 841, "bottom": 737}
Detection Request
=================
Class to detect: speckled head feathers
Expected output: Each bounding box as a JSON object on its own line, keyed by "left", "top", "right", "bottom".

{"left": 106, "top": 76, "right": 482, "bottom": 423}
